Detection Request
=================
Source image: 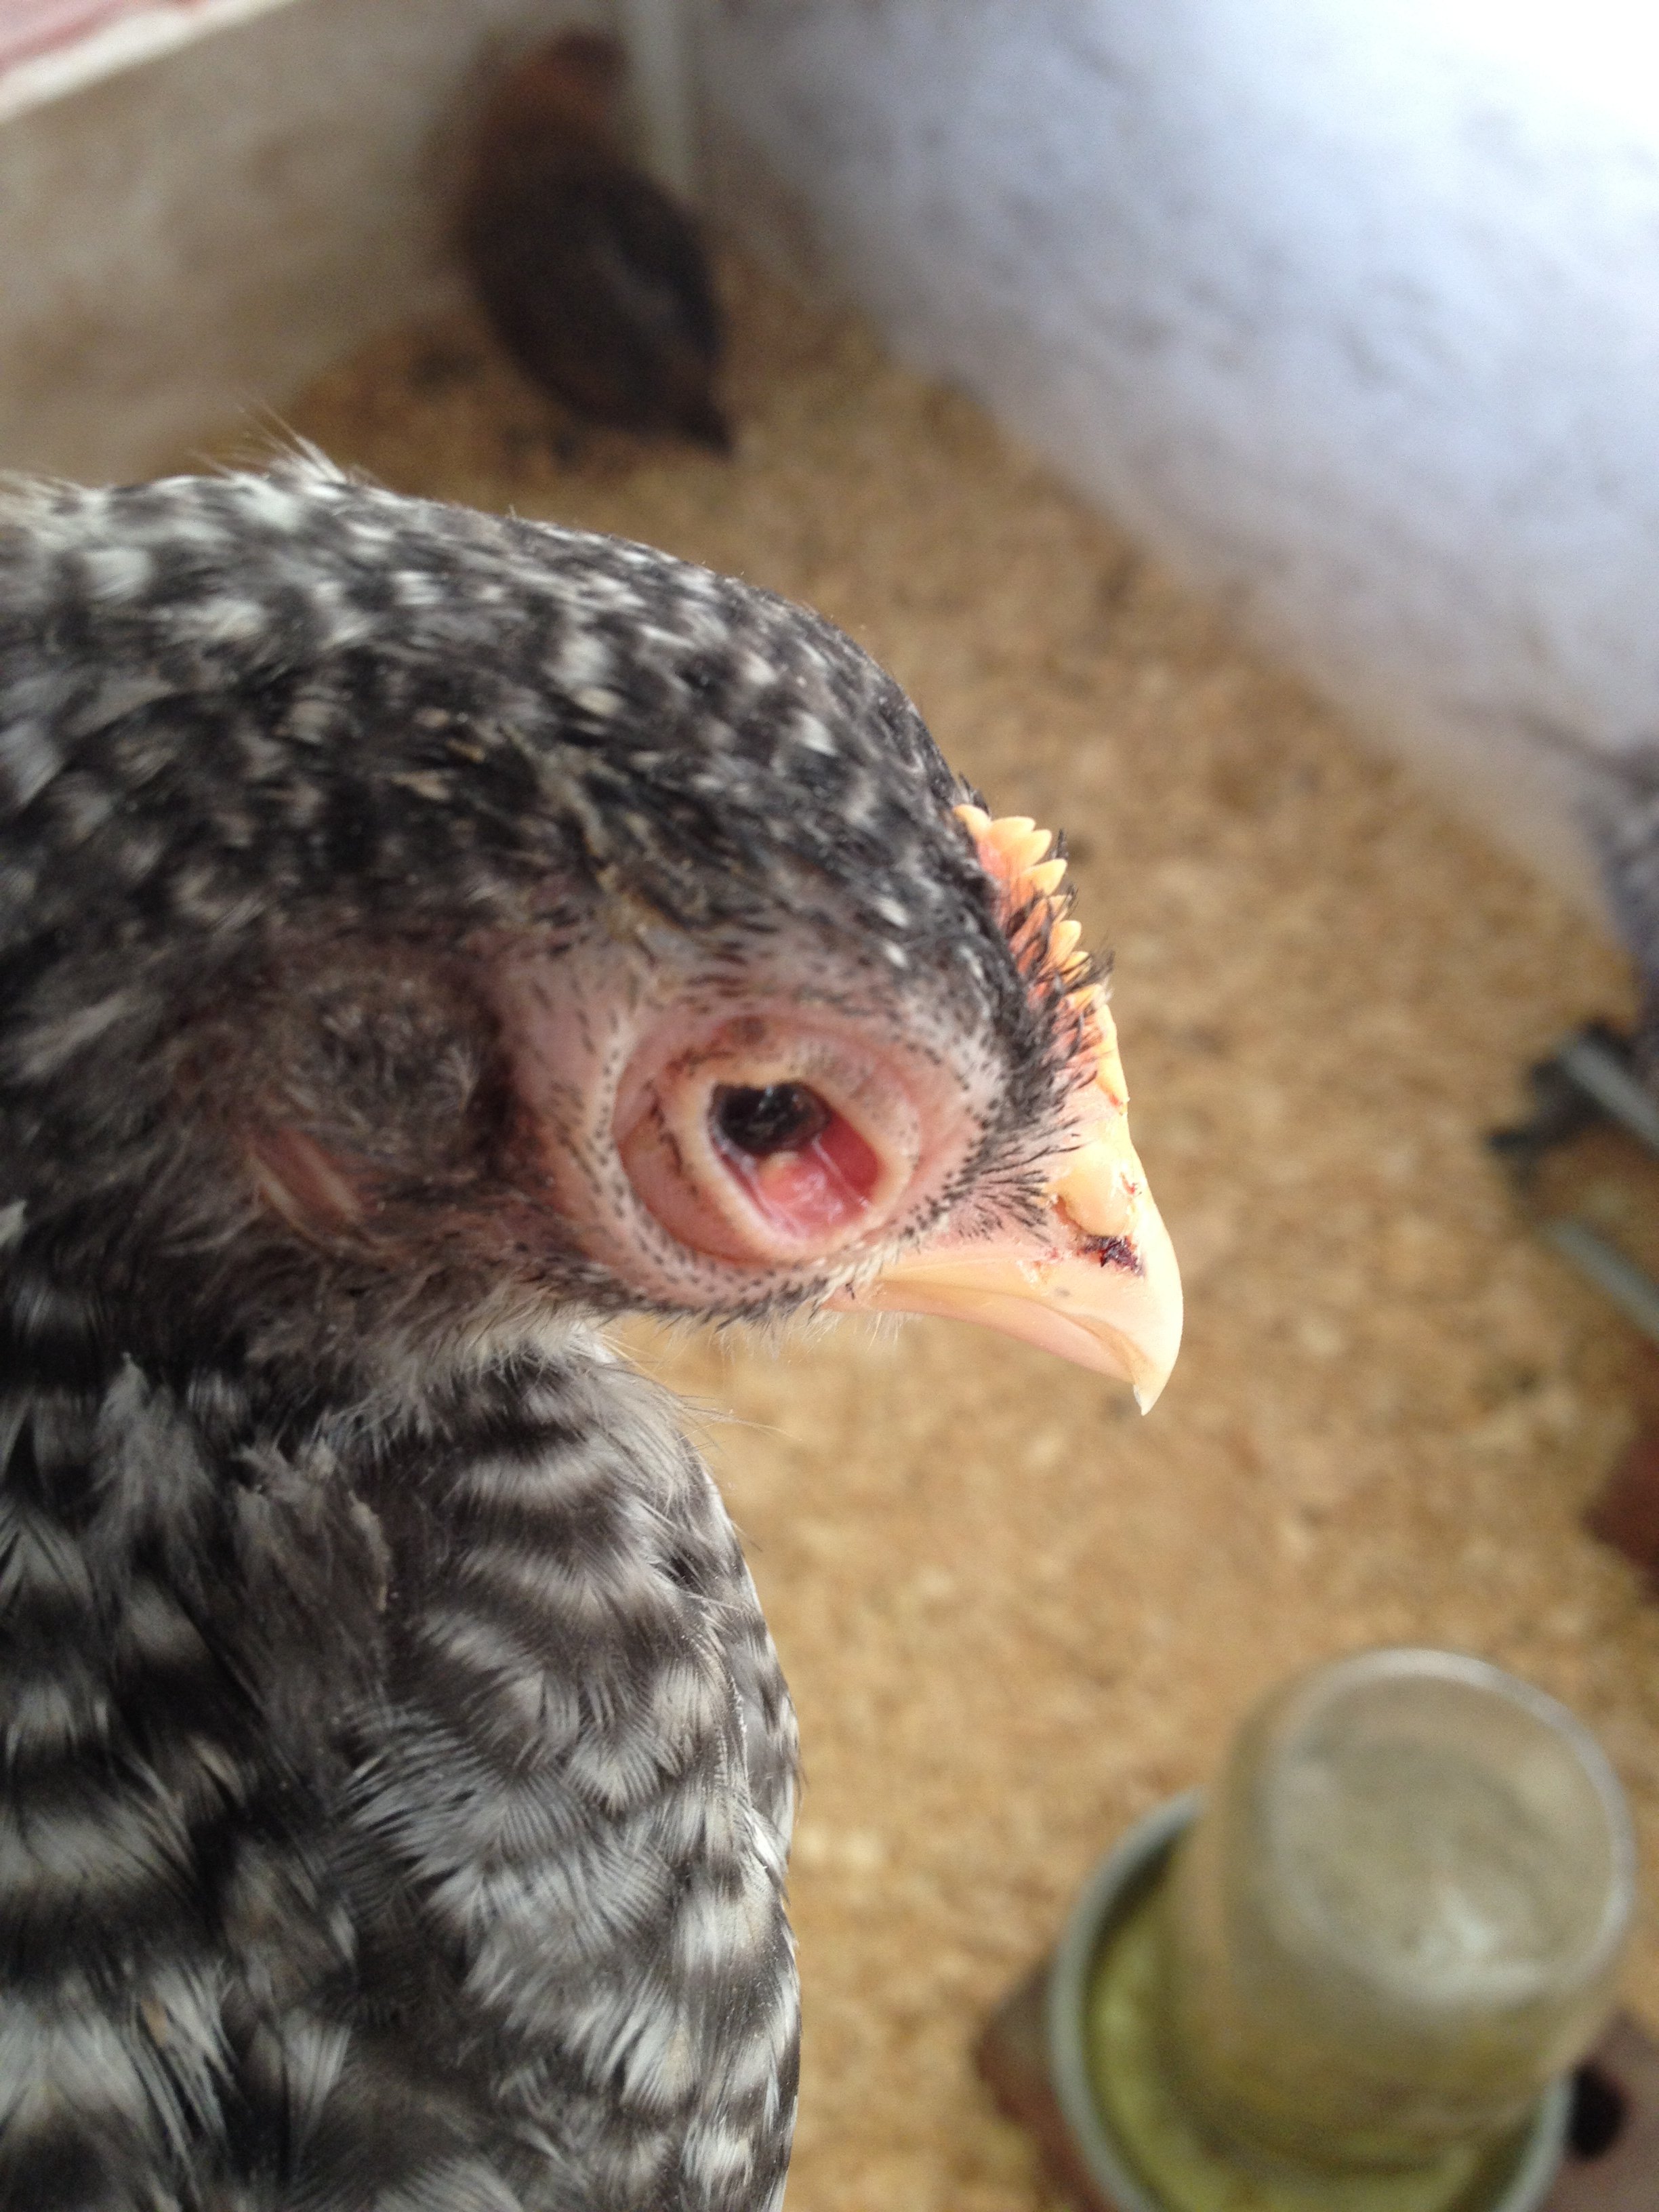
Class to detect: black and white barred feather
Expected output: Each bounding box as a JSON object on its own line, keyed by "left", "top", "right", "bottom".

{"left": 1, "top": 1301, "right": 797, "bottom": 2211}
{"left": 0, "top": 458, "right": 1069, "bottom": 2210}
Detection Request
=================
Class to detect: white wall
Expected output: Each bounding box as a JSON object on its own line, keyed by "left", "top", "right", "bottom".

{"left": 0, "top": 0, "right": 605, "bottom": 481}
{"left": 698, "top": 0, "right": 1659, "bottom": 912}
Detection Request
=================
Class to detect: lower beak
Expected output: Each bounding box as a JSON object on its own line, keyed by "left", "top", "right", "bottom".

{"left": 831, "top": 1050, "right": 1183, "bottom": 1410}
{"left": 835, "top": 1197, "right": 1180, "bottom": 1410}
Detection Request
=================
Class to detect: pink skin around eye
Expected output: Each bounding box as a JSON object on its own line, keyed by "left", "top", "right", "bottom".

{"left": 493, "top": 941, "right": 991, "bottom": 1285}
{"left": 716, "top": 1110, "right": 882, "bottom": 1239}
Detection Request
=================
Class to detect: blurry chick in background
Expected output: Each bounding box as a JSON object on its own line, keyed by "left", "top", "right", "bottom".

{"left": 462, "top": 30, "right": 731, "bottom": 451}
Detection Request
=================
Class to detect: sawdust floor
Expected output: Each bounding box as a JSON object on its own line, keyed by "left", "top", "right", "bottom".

{"left": 269, "top": 258, "right": 1659, "bottom": 2210}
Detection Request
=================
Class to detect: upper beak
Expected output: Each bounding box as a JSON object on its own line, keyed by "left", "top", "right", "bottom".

{"left": 832, "top": 1001, "right": 1183, "bottom": 1410}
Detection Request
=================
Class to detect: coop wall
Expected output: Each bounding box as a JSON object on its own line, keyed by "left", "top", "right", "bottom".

{"left": 0, "top": 0, "right": 604, "bottom": 481}
{"left": 696, "top": 0, "right": 1659, "bottom": 921}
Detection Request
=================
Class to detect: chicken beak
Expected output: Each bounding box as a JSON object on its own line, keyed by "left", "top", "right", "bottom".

{"left": 833, "top": 1005, "right": 1183, "bottom": 1411}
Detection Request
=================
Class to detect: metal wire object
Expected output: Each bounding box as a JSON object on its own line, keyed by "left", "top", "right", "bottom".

{"left": 1490, "top": 1024, "right": 1659, "bottom": 1345}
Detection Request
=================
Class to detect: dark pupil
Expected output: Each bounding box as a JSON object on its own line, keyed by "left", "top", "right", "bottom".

{"left": 711, "top": 1083, "right": 832, "bottom": 1157}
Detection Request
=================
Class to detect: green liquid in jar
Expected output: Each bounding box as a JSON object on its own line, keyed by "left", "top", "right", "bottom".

{"left": 1086, "top": 1865, "right": 1539, "bottom": 2212}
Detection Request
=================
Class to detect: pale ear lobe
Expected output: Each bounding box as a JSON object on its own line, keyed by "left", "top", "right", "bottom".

{"left": 246, "top": 1126, "right": 368, "bottom": 1238}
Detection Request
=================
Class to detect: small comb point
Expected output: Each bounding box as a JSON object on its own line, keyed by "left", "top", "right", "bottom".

{"left": 956, "top": 804, "right": 1096, "bottom": 1003}
{"left": 1006, "top": 831, "right": 1052, "bottom": 873}
{"left": 979, "top": 819, "right": 1050, "bottom": 878}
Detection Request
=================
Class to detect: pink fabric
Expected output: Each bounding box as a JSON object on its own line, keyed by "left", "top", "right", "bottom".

{"left": 0, "top": 1, "right": 209, "bottom": 74}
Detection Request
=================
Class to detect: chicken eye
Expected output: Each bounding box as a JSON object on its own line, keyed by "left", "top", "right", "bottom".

{"left": 710, "top": 1082, "right": 831, "bottom": 1158}
{"left": 609, "top": 1015, "right": 922, "bottom": 1271}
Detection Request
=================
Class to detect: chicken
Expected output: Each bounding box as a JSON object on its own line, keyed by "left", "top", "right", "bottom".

{"left": 461, "top": 30, "right": 730, "bottom": 449}
{"left": 0, "top": 458, "right": 1180, "bottom": 2211}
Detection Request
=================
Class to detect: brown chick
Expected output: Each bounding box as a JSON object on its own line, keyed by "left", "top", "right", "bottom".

{"left": 462, "top": 29, "right": 731, "bottom": 449}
